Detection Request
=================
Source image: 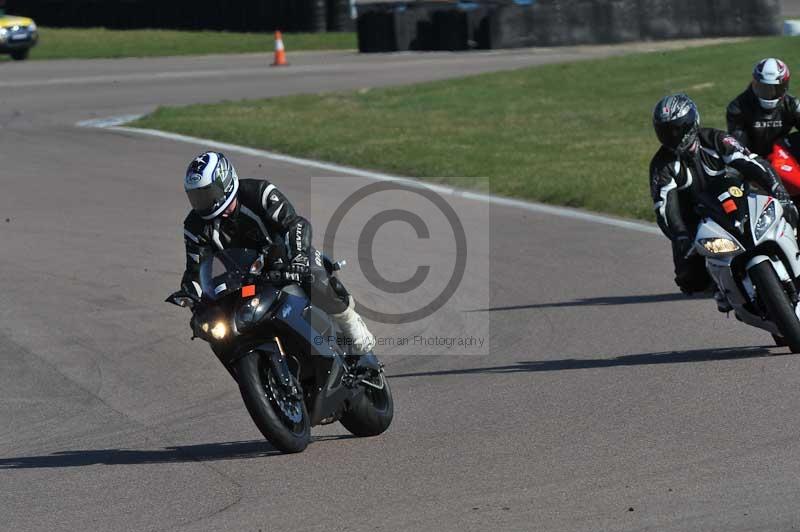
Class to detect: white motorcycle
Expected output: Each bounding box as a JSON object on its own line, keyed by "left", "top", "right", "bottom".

{"left": 694, "top": 175, "right": 800, "bottom": 352}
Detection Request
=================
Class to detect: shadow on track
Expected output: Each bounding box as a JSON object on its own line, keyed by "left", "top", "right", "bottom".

{"left": 391, "top": 345, "right": 779, "bottom": 379}
{"left": 0, "top": 435, "right": 355, "bottom": 469}
{"left": 469, "top": 292, "right": 703, "bottom": 312}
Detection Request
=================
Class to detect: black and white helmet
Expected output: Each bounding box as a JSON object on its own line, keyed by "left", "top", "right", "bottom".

{"left": 752, "top": 57, "right": 790, "bottom": 110}
{"left": 184, "top": 152, "right": 239, "bottom": 220}
{"left": 653, "top": 93, "right": 700, "bottom": 154}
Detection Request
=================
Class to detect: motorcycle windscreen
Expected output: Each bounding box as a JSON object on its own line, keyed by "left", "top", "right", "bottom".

{"left": 696, "top": 175, "right": 751, "bottom": 239}
{"left": 198, "top": 248, "right": 259, "bottom": 300}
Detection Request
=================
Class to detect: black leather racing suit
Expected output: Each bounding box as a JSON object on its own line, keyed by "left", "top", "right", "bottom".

{"left": 181, "top": 178, "right": 349, "bottom": 314}
{"left": 650, "top": 127, "right": 793, "bottom": 293}
{"left": 726, "top": 86, "right": 800, "bottom": 157}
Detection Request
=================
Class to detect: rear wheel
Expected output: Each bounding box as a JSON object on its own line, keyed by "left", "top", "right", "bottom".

{"left": 340, "top": 371, "right": 394, "bottom": 437}
{"left": 750, "top": 261, "right": 800, "bottom": 353}
{"left": 10, "top": 49, "right": 29, "bottom": 61}
{"left": 235, "top": 351, "right": 310, "bottom": 453}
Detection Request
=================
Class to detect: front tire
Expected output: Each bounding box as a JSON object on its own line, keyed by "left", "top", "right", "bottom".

{"left": 10, "top": 49, "right": 29, "bottom": 61}
{"left": 235, "top": 351, "right": 310, "bottom": 453}
{"left": 750, "top": 261, "right": 800, "bottom": 353}
{"left": 340, "top": 372, "right": 394, "bottom": 437}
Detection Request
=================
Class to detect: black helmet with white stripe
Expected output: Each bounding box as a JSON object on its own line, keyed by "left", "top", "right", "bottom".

{"left": 653, "top": 93, "right": 700, "bottom": 154}
{"left": 184, "top": 152, "right": 239, "bottom": 220}
{"left": 752, "top": 57, "right": 791, "bottom": 110}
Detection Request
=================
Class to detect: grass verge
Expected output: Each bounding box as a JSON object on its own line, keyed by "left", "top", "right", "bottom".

{"left": 15, "top": 27, "right": 355, "bottom": 60}
{"left": 133, "top": 36, "right": 800, "bottom": 221}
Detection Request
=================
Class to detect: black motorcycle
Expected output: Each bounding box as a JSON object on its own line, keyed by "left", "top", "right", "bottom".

{"left": 166, "top": 248, "right": 393, "bottom": 453}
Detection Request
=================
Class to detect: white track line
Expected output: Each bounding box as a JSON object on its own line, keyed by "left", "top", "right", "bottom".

{"left": 76, "top": 115, "right": 144, "bottom": 128}
{"left": 82, "top": 116, "right": 660, "bottom": 235}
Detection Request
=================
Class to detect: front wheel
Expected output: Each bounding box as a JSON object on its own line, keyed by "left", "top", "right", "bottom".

{"left": 340, "top": 372, "right": 394, "bottom": 437}
{"left": 750, "top": 261, "right": 800, "bottom": 353}
{"left": 235, "top": 351, "right": 310, "bottom": 453}
{"left": 10, "top": 49, "right": 29, "bottom": 61}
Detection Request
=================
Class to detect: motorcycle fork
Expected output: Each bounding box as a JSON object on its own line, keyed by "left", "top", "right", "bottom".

{"left": 269, "top": 337, "right": 301, "bottom": 398}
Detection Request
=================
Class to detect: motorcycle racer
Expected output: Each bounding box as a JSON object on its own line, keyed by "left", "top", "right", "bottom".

{"left": 650, "top": 93, "right": 797, "bottom": 305}
{"left": 179, "top": 151, "right": 376, "bottom": 355}
{"left": 726, "top": 58, "right": 800, "bottom": 197}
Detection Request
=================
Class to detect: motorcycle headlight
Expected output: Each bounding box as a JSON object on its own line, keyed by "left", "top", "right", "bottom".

{"left": 700, "top": 238, "right": 740, "bottom": 254}
{"left": 755, "top": 201, "right": 777, "bottom": 240}
{"left": 210, "top": 321, "right": 228, "bottom": 340}
{"left": 196, "top": 314, "right": 231, "bottom": 341}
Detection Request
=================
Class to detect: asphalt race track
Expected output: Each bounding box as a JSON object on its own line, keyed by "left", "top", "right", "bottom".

{"left": 4, "top": 42, "right": 800, "bottom": 532}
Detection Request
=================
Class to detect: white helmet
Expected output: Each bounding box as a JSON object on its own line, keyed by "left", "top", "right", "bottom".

{"left": 184, "top": 152, "right": 239, "bottom": 220}
{"left": 752, "top": 57, "right": 791, "bottom": 110}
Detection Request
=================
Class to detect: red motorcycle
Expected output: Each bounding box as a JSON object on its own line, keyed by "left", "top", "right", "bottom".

{"left": 768, "top": 132, "right": 800, "bottom": 203}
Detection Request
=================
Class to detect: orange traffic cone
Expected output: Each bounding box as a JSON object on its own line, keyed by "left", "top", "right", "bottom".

{"left": 272, "top": 31, "right": 288, "bottom": 67}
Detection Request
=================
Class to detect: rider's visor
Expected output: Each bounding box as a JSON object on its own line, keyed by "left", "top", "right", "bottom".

{"left": 187, "top": 182, "right": 227, "bottom": 217}
{"left": 654, "top": 108, "right": 698, "bottom": 152}
{"left": 753, "top": 79, "right": 789, "bottom": 101}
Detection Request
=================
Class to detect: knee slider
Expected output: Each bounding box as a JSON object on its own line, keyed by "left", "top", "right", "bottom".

{"left": 329, "top": 276, "right": 350, "bottom": 301}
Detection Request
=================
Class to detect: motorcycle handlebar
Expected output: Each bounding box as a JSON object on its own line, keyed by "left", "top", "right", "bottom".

{"left": 165, "top": 270, "right": 314, "bottom": 311}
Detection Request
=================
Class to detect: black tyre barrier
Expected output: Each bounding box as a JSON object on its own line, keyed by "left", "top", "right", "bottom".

{"left": 356, "top": 0, "right": 781, "bottom": 52}
{"left": 357, "top": 10, "right": 397, "bottom": 52}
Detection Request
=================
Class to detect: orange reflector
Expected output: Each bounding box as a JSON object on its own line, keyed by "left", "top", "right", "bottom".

{"left": 241, "top": 285, "right": 256, "bottom": 298}
{"left": 722, "top": 199, "right": 737, "bottom": 214}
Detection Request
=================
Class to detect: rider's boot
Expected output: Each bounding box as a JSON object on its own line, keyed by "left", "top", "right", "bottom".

{"left": 331, "top": 296, "right": 376, "bottom": 356}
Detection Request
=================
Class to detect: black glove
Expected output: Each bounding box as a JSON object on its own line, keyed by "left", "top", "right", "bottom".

{"left": 770, "top": 184, "right": 797, "bottom": 222}
{"left": 277, "top": 253, "right": 308, "bottom": 283}
{"left": 779, "top": 199, "right": 799, "bottom": 228}
{"left": 288, "top": 253, "right": 309, "bottom": 273}
{"left": 771, "top": 182, "right": 791, "bottom": 202}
